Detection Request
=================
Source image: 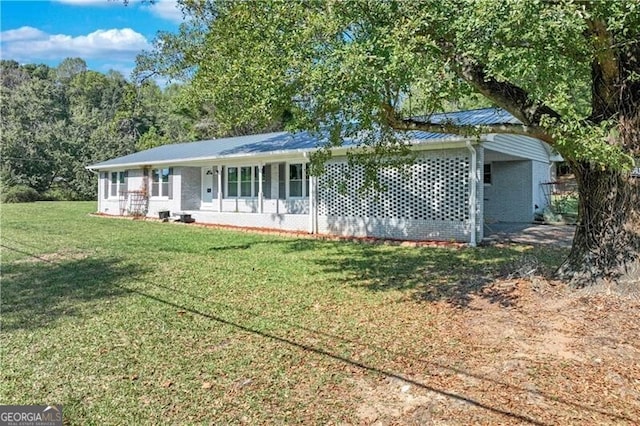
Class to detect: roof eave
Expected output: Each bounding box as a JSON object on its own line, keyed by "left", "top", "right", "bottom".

{"left": 86, "top": 135, "right": 481, "bottom": 171}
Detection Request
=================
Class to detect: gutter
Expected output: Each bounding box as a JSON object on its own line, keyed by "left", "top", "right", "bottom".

{"left": 466, "top": 141, "right": 478, "bottom": 247}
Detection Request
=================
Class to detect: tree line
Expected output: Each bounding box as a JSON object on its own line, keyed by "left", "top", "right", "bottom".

{"left": 0, "top": 57, "right": 267, "bottom": 202}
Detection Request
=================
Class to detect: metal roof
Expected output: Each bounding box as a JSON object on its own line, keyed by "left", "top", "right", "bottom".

{"left": 415, "top": 107, "right": 522, "bottom": 126}
{"left": 88, "top": 108, "right": 518, "bottom": 170}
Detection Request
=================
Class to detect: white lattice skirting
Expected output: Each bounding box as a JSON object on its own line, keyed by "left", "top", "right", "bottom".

{"left": 317, "top": 150, "right": 475, "bottom": 241}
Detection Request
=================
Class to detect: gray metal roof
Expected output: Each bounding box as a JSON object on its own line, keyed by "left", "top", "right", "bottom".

{"left": 415, "top": 107, "right": 522, "bottom": 125}
{"left": 88, "top": 108, "right": 518, "bottom": 170}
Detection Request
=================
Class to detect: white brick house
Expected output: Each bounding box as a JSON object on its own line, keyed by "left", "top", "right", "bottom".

{"left": 87, "top": 108, "right": 559, "bottom": 245}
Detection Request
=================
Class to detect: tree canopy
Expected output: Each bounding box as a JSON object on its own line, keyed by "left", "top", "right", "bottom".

{"left": 0, "top": 58, "right": 232, "bottom": 200}
{"left": 138, "top": 1, "right": 637, "bottom": 166}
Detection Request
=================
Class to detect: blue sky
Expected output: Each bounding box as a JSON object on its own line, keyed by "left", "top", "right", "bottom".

{"left": 1, "top": 0, "right": 183, "bottom": 78}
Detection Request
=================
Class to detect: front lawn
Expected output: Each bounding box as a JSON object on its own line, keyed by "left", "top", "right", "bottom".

{"left": 1, "top": 202, "right": 638, "bottom": 424}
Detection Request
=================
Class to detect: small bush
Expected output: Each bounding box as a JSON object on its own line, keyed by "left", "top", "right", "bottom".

{"left": 1, "top": 185, "right": 40, "bottom": 203}
{"left": 42, "top": 187, "right": 81, "bottom": 201}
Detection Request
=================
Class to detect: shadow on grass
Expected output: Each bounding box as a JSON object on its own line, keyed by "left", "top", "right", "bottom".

{"left": 1, "top": 245, "right": 146, "bottom": 331}
{"left": 208, "top": 237, "right": 568, "bottom": 308}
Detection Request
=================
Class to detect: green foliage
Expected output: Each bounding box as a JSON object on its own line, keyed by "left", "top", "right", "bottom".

{"left": 137, "top": 0, "right": 640, "bottom": 174}
{"left": 41, "top": 186, "right": 85, "bottom": 202}
{"left": 543, "top": 115, "right": 635, "bottom": 171}
{"left": 1, "top": 185, "right": 40, "bottom": 203}
{"left": 1, "top": 58, "right": 227, "bottom": 201}
{"left": 136, "top": 125, "right": 170, "bottom": 150}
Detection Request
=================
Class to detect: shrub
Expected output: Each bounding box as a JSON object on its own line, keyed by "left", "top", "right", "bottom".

{"left": 42, "top": 187, "right": 81, "bottom": 201}
{"left": 1, "top": 185, "right": 40, "bottom": 203}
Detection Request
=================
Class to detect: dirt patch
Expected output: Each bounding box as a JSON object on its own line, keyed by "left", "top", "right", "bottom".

{"left": 354, "top": 277, "right": 640, "bottom": 425}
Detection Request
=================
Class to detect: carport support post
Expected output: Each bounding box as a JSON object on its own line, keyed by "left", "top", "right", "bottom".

{"left": 466, "top": 141, "right": 478, "bottom": 247}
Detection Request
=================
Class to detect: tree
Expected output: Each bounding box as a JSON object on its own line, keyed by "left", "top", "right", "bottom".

{"left": 1, "top": 63, "right": 68, "bottom": 193}
{"left": 2, "top": 56, "right": 222, "bottom": 199}
{"left": 1, "top": 59, "right": 139, "bottom": 199}
{"left": 138, "top": 0, "right": 639, "bottom": 287}
{"left": 56, "top": 57, "right": 87, "bottom": 85}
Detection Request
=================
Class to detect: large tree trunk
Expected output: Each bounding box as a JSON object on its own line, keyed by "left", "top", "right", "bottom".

{"left": 557, "top": 161, "right": 640, "bottom": 288}
{"left": 559, "top": 20, "right": 640, "bottom": 288}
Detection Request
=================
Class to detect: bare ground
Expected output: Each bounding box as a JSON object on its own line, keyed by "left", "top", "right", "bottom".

{"left": 354, "top": 277, "right": 640, "bottom": 425}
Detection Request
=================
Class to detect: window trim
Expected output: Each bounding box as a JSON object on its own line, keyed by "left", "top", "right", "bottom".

{"left": 287, "top": 162, "right": 307, "bottom": 199}
{"left": 108, "top": 171, "right": 127, "bottom": 199}
{"left": 226, "top": 166, "right": 239, "bottom": 198}
{"left": 225, "top": 165, "right": 261, "bottom": 198}
{"left": 150, "top": 167, "right": 171, "bottom": 199}
{"left": 240, "top": 166, "right": 254, "bottom": 198}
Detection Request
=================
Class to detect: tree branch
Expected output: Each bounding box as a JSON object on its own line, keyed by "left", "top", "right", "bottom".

{"left": 408, "top": 28, "right": 562, "bottom": 143}
{"left": 451, "top": 56, "right": 562, "bottom": 130}
{"left": 586, "top": 18, "right": 619, "bottom": 122}
{"left": 382, "top": 104, "right": 555, "bottom": 144}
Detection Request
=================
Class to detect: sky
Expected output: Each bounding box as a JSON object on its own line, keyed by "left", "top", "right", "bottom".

{"left": 0, "top": 0, "right": 184, "bottom": 79}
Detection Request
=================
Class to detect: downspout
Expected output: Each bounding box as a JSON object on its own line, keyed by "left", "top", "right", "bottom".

{"left": 258, "top": 162, "right": 264, "bottom": 214}
{"left": 466, "top": 141, "right": 477, "bottom": 247}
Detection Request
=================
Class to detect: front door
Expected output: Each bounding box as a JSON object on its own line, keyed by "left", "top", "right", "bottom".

{"left": 201, "top": 167, "right": 216, "bottom": 208}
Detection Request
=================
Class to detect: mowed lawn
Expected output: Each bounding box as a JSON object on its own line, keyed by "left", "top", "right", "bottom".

{"left": 2, "top": 202, "right": 638, "bottom": 424}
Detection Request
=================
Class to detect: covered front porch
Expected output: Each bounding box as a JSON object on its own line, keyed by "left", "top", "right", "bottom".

{"left": 177, "top": 160, "right": 316, "bottom": 233}
{"left": 190, "top": 161, "right": 312, "bottom": 213}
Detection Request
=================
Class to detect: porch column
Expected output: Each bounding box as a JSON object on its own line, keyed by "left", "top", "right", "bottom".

{"left": 309, "top": 174, "right": 317, "bottom": 234}
{"left": 258, "top": 163, "right": 264, "bottom": 213}
{"left": 217, "top": 165, "right": 223, "bottom": 212}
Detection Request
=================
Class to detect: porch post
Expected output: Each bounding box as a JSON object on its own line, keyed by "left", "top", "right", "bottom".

{"left": 309, "top": 174, "right": 316, "bottom": 234}
{"left": 217, "top": 165, "right": 223, "bottom": 212}
{"left": 258, "top": 163, "right": 264, "bottom": 213}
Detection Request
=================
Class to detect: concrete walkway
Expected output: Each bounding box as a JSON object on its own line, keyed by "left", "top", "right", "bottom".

{"left": 483, "top": 223, "right": 575, "bottom": 248}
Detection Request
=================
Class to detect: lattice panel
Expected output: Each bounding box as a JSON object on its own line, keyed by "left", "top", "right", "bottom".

{"left": 318, "top": 154, "right": 470, "bottom": 221}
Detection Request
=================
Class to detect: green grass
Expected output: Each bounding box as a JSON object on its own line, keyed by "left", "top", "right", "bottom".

{"left": 1, "top": 202, "right": 568, "bottom": 424}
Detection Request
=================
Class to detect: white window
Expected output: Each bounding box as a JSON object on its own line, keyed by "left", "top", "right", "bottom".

{"left": 110, "top": 171, "right": 127, "bottom": 197}
{"left": 227, "top": 167, "right": 238, "bottom": 197}
{"left": 240, "top": 166, "right": 253, "bottom": 197}
{"left": 151, "top": 168, "right": 171, "bottom": 197}
{"left": 226, "top": 166, "right": 260, "bottom": 198}
{"left": 288, "top": 163, "right": 306, "bottom": 198}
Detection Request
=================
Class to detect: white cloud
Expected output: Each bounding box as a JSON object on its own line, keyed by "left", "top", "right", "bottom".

{"left": 145, "top": 0, "right": 185, "bottom": 23}
{"left": 0, "top": 26, "right": 48, "bottom": 42}
{"left": 0, "top": 27, "right": 151, "bottom": 62}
